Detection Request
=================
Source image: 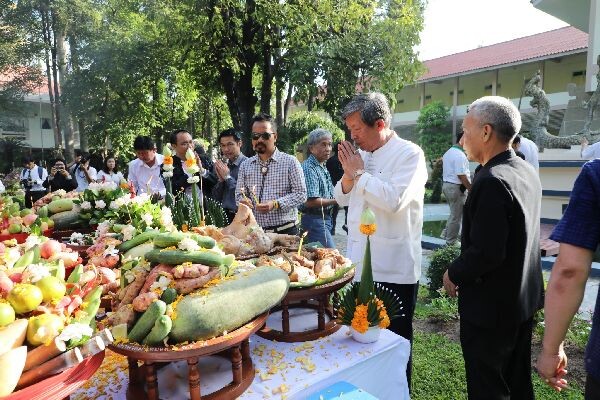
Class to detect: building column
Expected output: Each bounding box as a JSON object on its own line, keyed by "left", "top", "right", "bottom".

{"left": 492, "top": 70, "right": 498, "bottom": 96}
{"left": 452, "top": 77, "right": 459, "bottom": 143}
{"left": 419, "top": 83, "right": 425, "bottom": 109}
{"left": 539, "top": 60, "right": 545, "bottom": 89}
{"left": 586, "top": 0, "right": 600, "bottom": 92}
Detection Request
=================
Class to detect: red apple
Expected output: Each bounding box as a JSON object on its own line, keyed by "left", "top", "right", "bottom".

{"left": 22, "top": 213, "right": 38, "bottom": 226}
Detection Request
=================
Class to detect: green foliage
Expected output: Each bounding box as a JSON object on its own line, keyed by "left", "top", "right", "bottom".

{"left": 426, "top": 244, "right": 461, "bottom": 296}
{"left": 203, "top": 197, "right": 228, "bottom": 228}
{"left": 417, "top": 101, "right": 452, "bottom": 165}
{"left": 279, "top": 111, "right": 345, "bottom": 154}
{"left": 534, "top": 309, "right": 592, "bottom": 350}
{"left": 334, "top": 281, "right": 403, "bottom": 328}
{"left": 0, "top": 138, "right": 30, "bottom": 173}
{"left": 429, "top": 158, "right": 444, "bottom": 203}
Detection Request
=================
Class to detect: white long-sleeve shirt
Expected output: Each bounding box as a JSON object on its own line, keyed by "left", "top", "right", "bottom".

{"left": 519, "top": 137, "right": 539, "bottom": 171}
{"left": 20, "top": 165, "right": 48, "bottom": 192}
{"left": 127, "top": 154, "right": 166, "bottom": 197}
{"left": 582, "top": 141, "right": 600, "bottom": 160}
{"left": 334, "top": 134, "right": 428, "bottom": 284}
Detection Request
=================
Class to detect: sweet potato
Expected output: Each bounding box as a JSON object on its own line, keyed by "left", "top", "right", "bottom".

{"left": 139, "top": 264, "right": 173, "bottom": 294}
{"left": 119, "top": 270, "right": 149, "bottom": 306}
{"left": 174, "top": 269, "right": 220, "bottom": 295}
{"left": 172, "top": 263, "right": 210, "bottom": 279}
{"left": 132, "top": 292, "right": 159, "bottom": 312}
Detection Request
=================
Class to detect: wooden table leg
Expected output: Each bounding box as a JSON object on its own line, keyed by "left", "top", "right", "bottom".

{"left": 318, "top": 296, "right": 326, "bottom": 331}
{"left": 145, "top": 362, "right": 159, "bottom": 400}
{"left": 128, "top": 357, "right": 140, "bottom": 384}
{"left": 282, "top": 299, "right": 290, "bottom": 334}
{"left": 188, "top": 358, "right": 202, "bottom": 400}
{"left": 232, "top": 345, "right": 242, "bottom": 384}
{"left": 241, "top": 339, "right": 250, "bottom": 360}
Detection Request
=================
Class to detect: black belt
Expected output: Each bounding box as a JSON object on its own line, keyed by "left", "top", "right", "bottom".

{"left": 443, "top": 181, "right": 461, "bottom": 185}
{"left": 263, "top": 221, "right": 298, "bottom": 233}
{"left": 302, "top": 207, "right": 333, "bottom": 216}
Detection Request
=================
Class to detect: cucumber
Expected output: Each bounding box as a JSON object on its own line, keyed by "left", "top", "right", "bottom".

{"left": 127, "top": 300, "right": 166, "bottom": 343}
{"left": 118, "top": 230, "right": 159, "bottom": 252}
{"left": 169, "top": 266, "right": 289, "bottom": 342}
{"left": 142, "top": 315, "right": 172, "bottom": 346}
{"left": 145, "top": 249, "right": 234, "bottom": 268}
{"left": 160, "top": 288, "right": 178, "bottom": 304}
{"left": 123, "top": 242, "right": 155, "bottom": 261}
{"left": 47, "top": 199, "right": 74, "bottom": 214}
{"left": 153, "top": 232, "right": 215, "bottom": 249}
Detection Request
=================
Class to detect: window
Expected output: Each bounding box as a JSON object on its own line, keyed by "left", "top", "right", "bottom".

{"left": 41, "top": 118, "right": 51, "bottom": 130}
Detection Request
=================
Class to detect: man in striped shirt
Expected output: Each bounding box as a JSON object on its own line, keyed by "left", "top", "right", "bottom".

{"left": 236, "top": 113, "right": 307, "bottom": 234}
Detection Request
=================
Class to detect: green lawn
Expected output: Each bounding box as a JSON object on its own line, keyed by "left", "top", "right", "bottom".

{"left": 412, "top": 330, "right": 585, "bottom": 399}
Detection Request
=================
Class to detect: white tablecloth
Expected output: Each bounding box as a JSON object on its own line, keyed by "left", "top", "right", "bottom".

{"left": 72, "top": 309, "right": 410, "bottom": 400}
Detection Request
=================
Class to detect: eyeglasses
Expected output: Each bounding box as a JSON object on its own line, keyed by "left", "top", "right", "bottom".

{"left": 252, "top": 132, "right": 273, "bottom": 141}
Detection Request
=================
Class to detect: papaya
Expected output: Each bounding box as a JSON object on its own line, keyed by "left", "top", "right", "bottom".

{"left": 169, "top": 266, "right": 289, "bottom": 342}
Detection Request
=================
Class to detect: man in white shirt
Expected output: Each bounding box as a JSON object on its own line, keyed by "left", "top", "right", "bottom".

{"left": 519, "top": 135, "right": 539, "bottom": 171}
{"left": 127, "top": 136, "right": 166, "bottom": 198}
{"left": 580, "top": 137, "right": 600, "bottom": 159}
{"left": 441, "top": 133, "right": 471, "bottom": 245}
{"left": 334, "top": 92, "right": 428, "bottom": 389}
{"left": 20, "top": 156, "right": 48, "bottom": 208}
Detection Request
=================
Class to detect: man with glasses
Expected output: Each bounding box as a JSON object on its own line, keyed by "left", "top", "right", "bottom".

{"left": 168, "top": 129, "right": 211, "bottom": 197}
{"left": 236, "top": 113, "right": 307, "bottom": 235}
{"left": 127, "top": 135, "right": 166, "bottom": 198}
{"left": 212, "top": 128, "right": 247, "bottom": 223}
{"left": 20, "top": 156, "right": 48, "bottom": 208}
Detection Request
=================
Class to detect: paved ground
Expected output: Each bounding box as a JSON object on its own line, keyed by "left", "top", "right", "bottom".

{"left": 330, "top": 205, "right": 599, "bottom": 316}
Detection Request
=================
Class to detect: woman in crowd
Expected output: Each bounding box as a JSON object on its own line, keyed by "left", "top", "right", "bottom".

{"left": 97, "top": 156, "right": 124, "bottom": 185}
{"left": 72, "top": 152, "right": 97, "bottom": 192}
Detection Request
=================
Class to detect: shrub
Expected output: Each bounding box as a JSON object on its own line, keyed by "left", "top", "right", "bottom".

{"left": 426, "top": 244, "right": 461, "bottom": 296}
{"left": 279, "top": 111, "right": 345, "bottom": 155}
{"left": 417, "top": 101, "right": 451, "bottom": 166}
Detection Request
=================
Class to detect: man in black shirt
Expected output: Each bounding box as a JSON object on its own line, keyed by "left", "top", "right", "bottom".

{"left": 44, "top": 158, "right": 78, "bottom": 193}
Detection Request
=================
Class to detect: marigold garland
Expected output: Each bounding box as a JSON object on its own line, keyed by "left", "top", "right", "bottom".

{"left": 185, "top": 158, "right": 196, "bottom": 168}
{"left": 163, "top": 156, "right": 173, "bottom": 165}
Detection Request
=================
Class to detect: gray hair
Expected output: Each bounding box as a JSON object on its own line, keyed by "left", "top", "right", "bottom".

{"left": 307, "top": 128, "right": 333, "bottom": 147}
{"left": 341, "top": 92, "right": 392, "bottom": 128}
{"left": 468, "top": 96, "right": 521, "bottom": 143}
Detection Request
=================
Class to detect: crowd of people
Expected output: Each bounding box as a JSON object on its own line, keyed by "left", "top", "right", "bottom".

{"left": 4, "top": 92, "right": 600, "bottom": 399}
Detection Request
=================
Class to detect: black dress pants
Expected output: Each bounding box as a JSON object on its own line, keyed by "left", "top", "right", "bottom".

{"left": 460, "top": 316, "right": 535, "bottom": 400}
{"left": 375, "top": 281, "right": 418, "bottom": 391}
{"left": 587, "top": 374, "right": 600, "bottom": 400}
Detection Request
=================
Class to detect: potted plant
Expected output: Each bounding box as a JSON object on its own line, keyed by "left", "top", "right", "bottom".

{"left": 334, "top": 208, "right": 402, "bottom": 343}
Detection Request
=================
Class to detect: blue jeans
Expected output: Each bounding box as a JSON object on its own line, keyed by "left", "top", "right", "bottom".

{"left": 301, "top": 214, "right": 334, "bottom": 248}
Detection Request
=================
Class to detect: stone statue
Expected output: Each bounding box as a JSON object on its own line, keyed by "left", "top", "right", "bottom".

{"left": 582, "top": 55, "right": 600, "bottom": 135}
{"left": 523, "top": 71, "right": 600, "bottom": 149}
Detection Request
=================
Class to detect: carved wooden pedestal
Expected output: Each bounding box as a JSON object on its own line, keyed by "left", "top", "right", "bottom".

{"left": 108, "top": 313, "right": 267, "bottom": 400}
{"left": 257, "top": 271, "right": 354, "bottom": 342}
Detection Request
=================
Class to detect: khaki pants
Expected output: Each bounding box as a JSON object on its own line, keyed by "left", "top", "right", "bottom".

{"left": 442, "top": 182, "right": 466, "bottom": 245}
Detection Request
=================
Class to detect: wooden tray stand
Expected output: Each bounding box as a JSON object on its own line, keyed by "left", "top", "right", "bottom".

{"left": 257, "top": 271, "right": 354, "bottom": 342}
{"left": 108, "top": 313, "right": 267, "bottom": 400}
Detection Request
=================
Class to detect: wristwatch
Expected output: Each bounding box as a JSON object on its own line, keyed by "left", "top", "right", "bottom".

{"left": 353, "top": 169, "right": 365, "bottom": 179}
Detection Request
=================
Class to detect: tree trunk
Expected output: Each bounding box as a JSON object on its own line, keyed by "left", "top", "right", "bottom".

{"left": 49, "top": 9, "right": 63, "bottom": 155}
{"left": 40, "top": 6, "right": 61, "bottom": 151}
{"left": 260, "top": 46, "right": 273, "bottom": 114}
{"left": 54, "top": 13, "right": 74, "bottom": 162}
{"left": 78, "top": 119, "right": 88, "bottom": 152}
{"left": 283, "top": 83, "right": 293, "bottom": 125}
{"left": 307, "top": 86, "right": 315, "bottom": 112}
{"left": 275, "top": 76, "right": 284, "bottom": 130}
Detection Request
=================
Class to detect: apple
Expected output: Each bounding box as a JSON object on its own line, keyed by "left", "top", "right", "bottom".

{"left": 0, "top": 272, "right": 14, "bottom": 296}
{"left": 7, "top": 224, "right": 21, "bottom": 234}
{"left": 19, "top": 208, "right": 32, "bottom": 217}
{"left": 22, "top": 213, "right": 37, "bottom": 226}
{"left": 0, "top": 302, "right": 15, "bottom": 327}
{"left": 35, "top": 276, "right": 66, "bottom": 303}
{"left": 40, "top": 222, "right": 49, "bottom": 231}
{"left": 40, "top": 239, "right": 62, "bottom": 259}
{"left": 45, "top": 219, "right": 55, "bottom": 229}
{"left": 7, "top": 284, "right": 43, "bottom": 314}
{"left": 27, "top": 313, "right": 64, "bottom": 346}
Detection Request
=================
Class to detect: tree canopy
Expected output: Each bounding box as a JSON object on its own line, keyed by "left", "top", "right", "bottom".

{"left": 2, "top": 0, "right": 425, "bottom": 159}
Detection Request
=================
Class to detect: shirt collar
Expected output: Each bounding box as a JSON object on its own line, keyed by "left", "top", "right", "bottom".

{"left": 307, "top": 154, "right": 325, "bottom": 167}
{"left": 231, "top": 154, "right": 246, "bottom": 166}
{"left": 250, "top": 148, "right": 281, "bottom": 164}
{"left": 482, "top": 149, "right": 514, "bottom": 169}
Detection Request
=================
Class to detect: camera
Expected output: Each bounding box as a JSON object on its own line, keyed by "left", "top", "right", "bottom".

{"left": 21, "top": 178, "right": 33, "bottom": 190}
